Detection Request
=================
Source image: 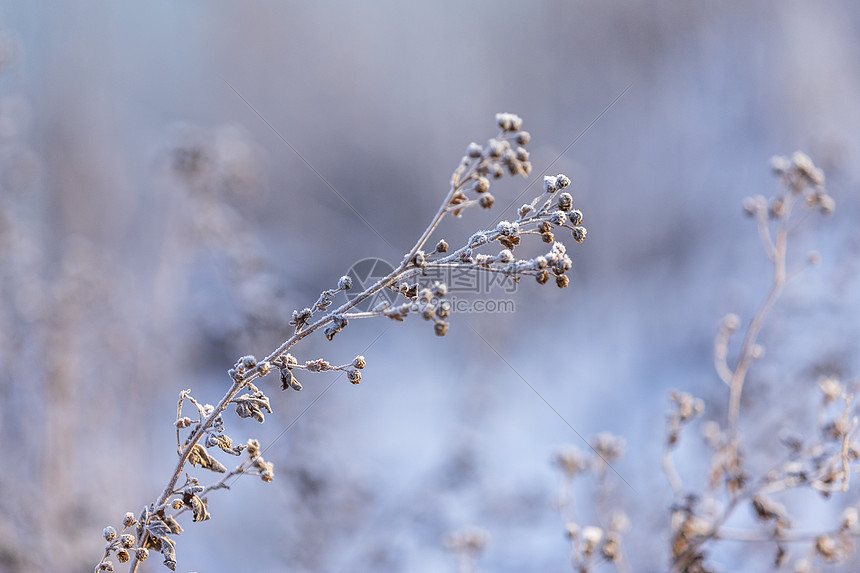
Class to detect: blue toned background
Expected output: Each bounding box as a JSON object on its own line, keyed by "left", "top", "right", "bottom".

{"left": 1, "top": 2, "right": 859, "bottom": 571}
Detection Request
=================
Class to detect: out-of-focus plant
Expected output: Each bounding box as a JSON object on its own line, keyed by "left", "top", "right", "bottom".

{"left": 94, "top": 114, "right": 589, "bottom": 572}
{"left": 552, "top": 434, "right": 632, "bottom": 573}
{"left": 664, "top": 152, "right": 852, "bottom": 572}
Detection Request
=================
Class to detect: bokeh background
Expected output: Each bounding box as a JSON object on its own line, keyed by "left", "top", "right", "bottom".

{"left": 1, "top": 1, "right": 860, "bottom": 572}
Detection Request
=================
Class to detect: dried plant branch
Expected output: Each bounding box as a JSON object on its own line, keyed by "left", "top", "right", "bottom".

{"left": 95, "top": 114, "right": 589, "bottom": 573}
{"left": 668, "top": 153, "right": 843, "bottom": 572}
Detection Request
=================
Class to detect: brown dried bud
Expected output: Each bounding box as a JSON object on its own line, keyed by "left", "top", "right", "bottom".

{"left": 556, "top": 275, "right": 570, "bottom": 288}
{"left": 473, "top": 176, "right": 490, "bottom": 193}
{"left": 353, "top": 356, "right": 366, "bottom": 369}
{"left": 119, "top": 534, "right": 135, "bottom": 549}
{"left": 135, "top": 548, "right": 149, "bottom": 562}
{"left": 117, "top": 550, "right": 130, "bottom": 564}
{"left": 172, "top": 499, "right": 184, "bottom": 510}
{"left": 479, "top": 194, "right": 495, "bottom": 209}
{"left": 435, "top": 321, "right": 449, "bottom": 336}
{"left": 122, "top": 512, "right": 136, "bottom": 528}
{"left": 347, "top": 370, "right": 362, "bottom": 384}
{"left": 536, "top": 270, "right": 549, "bottom": 285}
{"left": 103, "top": 526, "right": 117, "bottom": 542}
{"left": 557, "top": 192, "right": 573, "bottom": 212}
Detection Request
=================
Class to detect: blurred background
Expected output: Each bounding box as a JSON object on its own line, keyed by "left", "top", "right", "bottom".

{"left": 1, "top": 1, "right": 860, "bottom": 571}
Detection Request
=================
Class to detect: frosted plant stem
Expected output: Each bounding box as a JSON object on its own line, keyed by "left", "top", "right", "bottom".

{"left": 127, "top": 176, "right": 460, "bottom": 573}
{"left": 727, "top": 193, "right": 795, "bottom": 437}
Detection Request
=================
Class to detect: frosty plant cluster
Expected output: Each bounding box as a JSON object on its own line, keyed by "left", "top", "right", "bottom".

{"left": 95, "top": 113, "right": 588, "bottom": 572}
{"left": 663, "top": 152, "right": 851, "bottom": 572}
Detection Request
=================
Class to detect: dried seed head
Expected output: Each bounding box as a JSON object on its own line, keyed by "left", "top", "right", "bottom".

{"left": 538, "top": 221, "right": 552, "bottom": 234}
{"left": 347, "top": 370, "right": 362, "bottom": 384}
{"left": 515, "top": 146, "right": 529, "bottom": 162}
{"left": 437, "top": 300, "right": 451, "bottom": 319}
{"left": 103, "top": 526, "right": 117, "bottom": 542}
{"left": 550, "top": 211, "right": 567, "bottom": 226}
{"left": 172, "top": 499, "right": 184, "bottom": 510}
{"left": 337, "top": 275, "right": 353, "bottom": 290}
{"left": 791, "top": 151, "right": 824, "bottom": 186}
{"left": 119, "top": 534, "right": 135, "bottom": 549}
{"left": 122, "top": 512, "right": 136, "bottom": 528}
{"left": 602, "top": 533, "right": 621, "bottom": 561}
{"left": 432, "top": 281, "right": 448, "bottom": 297}
{"left": 815, "top": 535, "right": 837, "bottom": 559}
{"left": 435, "top": 239, "right": 449, "bottom": 253}
{"left": 557, "top": 192, "right": 573, "bottom": 212}
{"left": 556, "top": 275, "right": 570, "bottom": 288}
{"left": 418, "top": 288, "right": 433, "bottom": 303}
{"left": 497, "top": 249, "right": 514, "bottom": 263}
{"left": 582, "top": 526, "right": 604, "bottom": 552}
{"left": 770, "top": 155, "right": 791, "bottom": 174}
{"left": 568, "top": 210, "right": 583, "bottom": 226}
{"left": 486, "top": 138, "right": 505, "bottom": 158}
{"left": 516, "top": 131, "right": 531, "bottom": 145}
{"left": 435, "top": 321, "right": 449, "bottom": 336}
{"left": 479, "top": 194, "right": 495, "bottom": 209}
{"left": 116, "top": 550, "right": 130, "bottom": 564}
{"left": 554, "top": 448, "right": 588, "bottom": 477}
{"left": 473, "top": 176, "right": 490, "bottom": 193}
{"left": 174, "top": 417, "right": 193, "bottom": 429}
{"left": 466, "top": 142, "right": 483, "bottom": 158}
{"left": 496, "top": 220, "right": 514, "bottom": 235}
{"left": 819, "top": 376, "right": 843, "bottom": 404}
{"left": 353, "top": 356, "right": 366, "bottom": 369}
{"left": 135, "top": 548, "right": 149, "bottom": 562}
{"left": 536, "top": 270, "right": 549, "bottom": 285}
{"left": 541, "top": 232, "right": 555, "bottom": 244}
{"left": 593, "top": 432, "right": 625, "bottom": 463}
{"left": 241, "top": 355, "right": 257, "bottom": 369}
{"left": 260, "top": 462, "right": 275, "bottom": 482}
{"left": 555, "top": 174, "right": 571, "bottom": 189}
{"left": 543, "top": 175, "right": 558, "bottom": 193}
{"left": 98, "top": 560, "right": 115, "bottom": 571}
{"left": 247, "top": 439, "right": 261, "bottom": 456}
{"left": 572, "top": 226, "right": 587, "bottom": 243}
{"left": 495, "top": 112, "right": 523, "bottom": 132}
